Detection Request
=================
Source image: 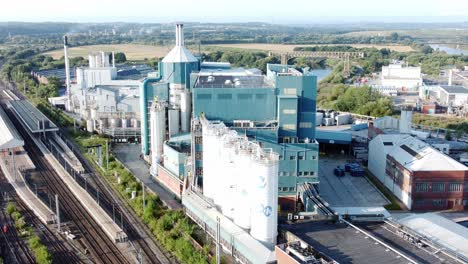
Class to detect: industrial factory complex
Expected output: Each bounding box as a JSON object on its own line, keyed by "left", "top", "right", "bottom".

{"left": 1, "top": 23, "right": 465, "bottom": 264}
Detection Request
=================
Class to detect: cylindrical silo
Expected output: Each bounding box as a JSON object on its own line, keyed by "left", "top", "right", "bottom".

{"left": 109, "top": 118, "right": 121, "bottom": 128}
{"left": 249, "top": 147, "right": 279, "bottom": 247}
{"left": 233, "top": 140, "right": 253, "bottom": 230}
{"left": 201, "top": 121, "right": 215, "bottom": 200}
{"left": 121, "top": 118, "right": 129, "bottom": 128}
{"left": 180, "top": 90, "right": 191, "bottom": 133}
{"left": 168, "top": 107, "right": 180, "bottom": 137}
{"left": 86, "top": 119, "right": 94, "bottom": 132}
{"left": 219, "top": 131, "right": 238, "bottom": 219}
{"left": 149, "top": 101, "right": 166, "bottom": 175}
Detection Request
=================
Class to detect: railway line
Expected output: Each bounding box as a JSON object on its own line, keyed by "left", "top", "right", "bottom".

{"left": 6, "top": 106, "right": 131, "bottom": 264}
{"left": 57, "top": 132, "right": 175, "bottom": 264}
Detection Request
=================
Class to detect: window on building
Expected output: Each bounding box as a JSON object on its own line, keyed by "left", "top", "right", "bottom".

{"left": 415, "top": 183, "right": 429, "bottom": 192}
{"left": 279, "top": 155, "right": 283, "bottom": 160}
{"left": 283, "top": 124, "right": 296, "bottom": 130}
{"left": 195, "top": 151, "right": 202, "bottom": 160}
{"left": 464, "top": 182, "right": 468, "bottom": 192}
{"left": 195, "top": 168, "right": 203, "bottom": 176}
{"left": 279, "top": 171, "right": 285, "bottom": 176}
{"left": 195, "top": 136, "right": 203, "bottom": 144}
{"left": 299, "top": 122, "right": 313, "bottom": 128}
{"left": 414, "top": 200, "right": 427, "bottom": 207}
{"left": 218, "top": 94, "right": 232, "bottom": 100}
{"left": 282, "top": 187, "right": 288, "bottom": 192}
{"left": 298, "top": 172, "right": 303, "bottom": 176}
{"left": 290, "top": 156, "right": 296, "bottom": 160}
{"left": 310, "top": 172, "right": 315, "bottom": 176}
{"left": 304, "top": 172, "right": 309, "bottom": 176}
{"left": 278, "top": 187, "right": 282, "bottom": 191}
{"left": 432, "top": 199, "right": 446, "bottom": 207}
{"left": 288, "top": 187, "right": 296, "bottom": 192}
{"left": 449, "top": 182, "right": 463, "bottom": 192}
{"left": 312, "top": 156, "right": 317, "bottom": 160}
{"left": 298, "top": 155, "right": 304, "bottom": 160}
{"left": 463, "top": 199, "right": 468, "bottom": 206}
{"left": 283, "top": 109, "right": 296, "bottom": 114}
{"left": 432, "top": 182, "right": 445, "bottom": 192}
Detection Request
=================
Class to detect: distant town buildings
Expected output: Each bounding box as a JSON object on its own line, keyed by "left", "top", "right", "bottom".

{"left": 381, "top": 63, "right": 422, "bottom": 89}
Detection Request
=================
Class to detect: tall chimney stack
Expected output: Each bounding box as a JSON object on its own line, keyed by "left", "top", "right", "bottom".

{"left": 175, "top": 24, "right": 184, "bottom": 47}
{"left": 63, "top": 35, "right": 72, "bottom": 111}
{"left": 112, "top": 51, "right": 116, "bottom": 68}
{"left": 448, "top": 69, "right": 453, "bottom": 86}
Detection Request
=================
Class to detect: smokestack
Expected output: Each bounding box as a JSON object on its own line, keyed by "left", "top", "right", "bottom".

{"left": 112, "top": 51, "right": 115, "bottom": 68}
{"left": 175, "top": 23, "right": 184, "bottom": 47}
{"left": 448, "top": 69, "right": 453, "bottom": 86}
{"left": 63, "top": 35, "right": 72, "bottom": 111}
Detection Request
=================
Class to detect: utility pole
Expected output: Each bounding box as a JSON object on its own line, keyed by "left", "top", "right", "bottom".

{"left": 106, "top": 140, "right": 109, "bottom": 170}
{"left": 142, "top": 181, "right": 145, "bottom": 209}
{"left": 216, "top": 217, "right": 220, "bottom": 264}
{"left": 55, "top": 194, "right": 61, "bottom": 232}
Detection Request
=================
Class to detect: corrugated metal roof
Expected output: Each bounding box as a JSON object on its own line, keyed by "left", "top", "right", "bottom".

{"left": 373, "top": 134, "right": 467, "bottom": 172}
{"left": 9, "top": 100, "right": 58, "bottom": 133}
{"left": 397, "top": 213, "right": 468, "bottom": 259}
{"left": 315, "top": 129, "right": 352, "bottom": 144}
{"left": 0, "top": 106, "right": 24, "bottom": 150}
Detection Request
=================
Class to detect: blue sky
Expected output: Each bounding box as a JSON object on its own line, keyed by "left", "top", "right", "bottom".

{"left": 1, "top": 0, "right": 467, "bottom": 23}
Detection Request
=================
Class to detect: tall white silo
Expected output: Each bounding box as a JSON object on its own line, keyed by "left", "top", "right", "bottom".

{"left": 249, "top": 146, "right": 279, "bottom": 247}
{"left": 211, "top": 125, "right": 227, "bottom": 206}
{"left": 180, "top": 90, "right": 191, "bottom": 133}
{"left": 201, "top": 120, "right": 223, "bottom": 200}
{"left": 149, "top": 101, "right": 166, "bottom": 175}
{"left": 168, "top": 107, "right": 180, "bottom": 137}
{"left": 219, "top": 131, "right": 238, "bottom": 219}
{"left": 233, "top": 140, "right": 253, "bottom": 230}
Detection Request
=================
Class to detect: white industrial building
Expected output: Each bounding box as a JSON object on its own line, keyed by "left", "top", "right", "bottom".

{"left": 381, "top": 63, "right": 422, "bottom": 89}
{"left": 438, "top": 85, "right": 468, "bottom": 107}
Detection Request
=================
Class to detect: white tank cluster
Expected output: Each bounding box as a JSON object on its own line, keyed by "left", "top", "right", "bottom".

{"left": 150, "top": 100, "right": 167, "bottom": 175}
{"left": 201, "top": 117, "right": 279, "bottom": 247}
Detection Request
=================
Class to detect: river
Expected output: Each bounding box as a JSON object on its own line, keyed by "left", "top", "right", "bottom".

{"left": 309, "top": 68, "right": 332, "bottom": 81}
{"left": 430, "top": 44, "right": 467, "bottom": 55}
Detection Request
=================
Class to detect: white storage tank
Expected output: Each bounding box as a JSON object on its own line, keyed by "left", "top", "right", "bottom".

{"left": 86, "top": 119, "right": 94, "bottom": 132}
{"left": 323, "top": 117, "right": 335, "bottom": 126}
{"left": 335, "top": 113, "right": 351, "bottom": 126}
{"left": 180, "top": 90, "right": 191, "bottom": 133}
{"left": 168, "top": 108, "right": 180, "bottom": 137}
{"left": 219, "top": 131, "right": 238, "bottom": 219}
{"left": 121, "top": 118, "right": 130, "bottom": 128}
{"left": 98, "top": 118, "right": 108, "bottom": 130}
{"left": 249, "top": 148, "right": 279, "bottom": 247}
{"left": 109, "top": 118, "right": 121, "bottom": 128}
{"left": 201, "top": 121, "right": 220, "bottom": 200}
{"left": 131, "top": 118, "right": 140, "bottom": 128}
{"left": 233, "top": 142, "right": 253, "bottom": 230}
{"left": 315, "top": 112, "right": 323, "bottom": 126}
{"left": 149, "top": 101, "right": 166, "bottom": 175}
{"left": 90, "top": 108, "right": 97, "bottom": 119}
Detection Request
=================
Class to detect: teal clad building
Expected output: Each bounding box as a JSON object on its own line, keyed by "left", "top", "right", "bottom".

{"left": 140, "top": 24, "right": 319, "bottom": 211}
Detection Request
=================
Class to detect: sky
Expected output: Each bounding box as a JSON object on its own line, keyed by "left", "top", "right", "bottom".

{"left": 1, "top": 0, "right": 467, "bottom": 23}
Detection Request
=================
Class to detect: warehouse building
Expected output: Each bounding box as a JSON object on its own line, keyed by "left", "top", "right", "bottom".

{"left": 368, "top": 133, "right": 468, "bottom": 210}
{"left": 140, "top": 24, "right": 319, "bottom": 212}
{"left": 381, "top": 63, "right": 422, "bottom": 89}
{"left": 438, "top": 85, "right": 468, "bottom": 107}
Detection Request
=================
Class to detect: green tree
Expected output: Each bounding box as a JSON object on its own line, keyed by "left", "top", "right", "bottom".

{"left": 114, "top": 52, "right": 127, "bottom": 63}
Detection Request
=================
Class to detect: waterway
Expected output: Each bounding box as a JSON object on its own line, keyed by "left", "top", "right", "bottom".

{"left": 430, "top": 44, "right": 467, "bottom": 55}
{"left": 309, "top": 68, "right": 332, "bottom": 81}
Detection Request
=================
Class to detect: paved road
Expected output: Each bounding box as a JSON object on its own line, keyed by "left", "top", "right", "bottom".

{"left": 112, "top": 143, "right": 182, "bottom": 209}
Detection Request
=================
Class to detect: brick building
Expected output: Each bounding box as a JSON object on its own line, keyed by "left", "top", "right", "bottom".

{"left": 369, "top": 134, "right": 468, "bottom": 210}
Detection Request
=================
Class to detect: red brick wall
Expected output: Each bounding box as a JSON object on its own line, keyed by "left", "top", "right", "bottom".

{"left": 279, "top": 196, "right": 297, "bottom": 212}
{"left": 411, "top": 170, "right": 468, "bottom": 211}
{"left": 275, "top": 245, "right": 300, "bottom": 264}
{"left": 156, "top": 164, "right": 183, "bottom": 198}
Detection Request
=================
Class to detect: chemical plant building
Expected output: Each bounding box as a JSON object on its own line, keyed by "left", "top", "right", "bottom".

{"left": 136, "top": 24, "right": 320, "bottom": 263}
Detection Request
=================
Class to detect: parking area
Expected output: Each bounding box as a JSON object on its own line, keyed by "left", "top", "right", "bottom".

{"left": 319, "top": 156, "right": 389, "bottom": 207}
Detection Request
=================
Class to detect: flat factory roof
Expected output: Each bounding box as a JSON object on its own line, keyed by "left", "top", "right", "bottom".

{"left": 439, "top": 85, "right": 468, "bottom": 94}
{"left": 195, "top": 74, "right": 274, "bottom": 89}
{"left": 0, "top": 106, "right": 24, "bottom": 150}
{"left": 397, "top": 213, "right": 468, "bottom": 259}
{"left": 10, "top": 100, "right": 58, "bottom": 133}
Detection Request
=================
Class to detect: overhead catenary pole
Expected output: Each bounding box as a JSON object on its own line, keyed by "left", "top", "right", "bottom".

{"left": 55, "top": 194, "right": 61, "bottom": 232}
{"left": 216, "top": 216, "right": 220, "bottom": 264}
{"left": 142, "top": 181, "right": 145, "bottom": 209}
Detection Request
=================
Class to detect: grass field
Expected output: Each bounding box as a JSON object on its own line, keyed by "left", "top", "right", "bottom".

{"left": 207, "top": 43, "right": 415, "bottom": 52}
{"left": 43, "top": 44, "right": 174, "bottom": 60}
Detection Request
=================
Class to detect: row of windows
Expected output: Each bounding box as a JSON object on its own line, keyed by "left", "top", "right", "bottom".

{"left": 279, "top": 155, "right": 317, "bottom": 160}
{"left": 414, "top": 199, "right": 468, "bottom": 207}
{"left": 279, "top": 171, "right": 315, "bottom": 177}
{"left": 278, "top": 187, "right": 296, "bottom": 192}
{"left": 415, "top": 182, "right": 466, "bottom": 193}
{"left": 196, "top": 94, "right": 268, "bottom": 100}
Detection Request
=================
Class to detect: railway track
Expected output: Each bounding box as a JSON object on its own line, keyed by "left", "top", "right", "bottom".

{"left": 7, "top": 107, "right": 131, "bottom": 264}
{"left": 57, "top": 132, "right": 175, "bottom": 264}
